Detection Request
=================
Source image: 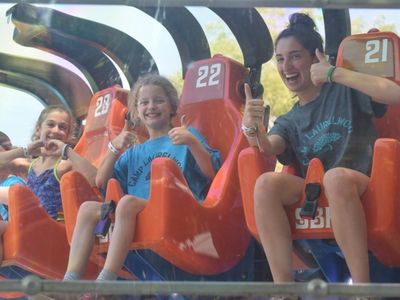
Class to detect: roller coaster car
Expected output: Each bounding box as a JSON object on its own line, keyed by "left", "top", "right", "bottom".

{"left": 61, "top": 86, "right": 131, "bottom": 244}
{"left": 1, "top": 86, "right": 129, "bottom": 281}
{"left": 63, "top": 55, "right": 263, "bottom": 275}
{"left": 238, "top": 30, "right": 400, "bottom": 267}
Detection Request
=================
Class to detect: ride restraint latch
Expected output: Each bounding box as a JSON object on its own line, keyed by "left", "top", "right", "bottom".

{"left": 299, "top": 183, "right": 322, "bottom": 219}
{"left": 94, "top": 200, "right": 116, "bottom": 238}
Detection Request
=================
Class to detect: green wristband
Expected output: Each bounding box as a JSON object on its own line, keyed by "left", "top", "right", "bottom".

{"left": 327, "top": 66, "right": 336, "bottom": 83}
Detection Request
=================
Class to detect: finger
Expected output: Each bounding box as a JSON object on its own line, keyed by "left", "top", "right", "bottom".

{"left": 123, "top": 119, "right": 130, "bottom": 131}
{"left": 40, "top": 130, "right": 47, "bottom": 143}
{"left": 315, "top": 48, "right": 327, "bottom": 63}
{"left": 244, "top": 83, "right": 253, "bottom": 101}
{"left": 180, "top": 115, "right": 187, "bottom": 128}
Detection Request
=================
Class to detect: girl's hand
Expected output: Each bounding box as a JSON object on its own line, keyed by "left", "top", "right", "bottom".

{"left": 243, "top": 83, "right": 264, "bottom": 128}
{"left": 43, "top": 139, "right": 64, "bottom": 156}
{"left": 26, "top": 140, "right": 45, "bottom": 157}
{"left": 168, "top": 115, "right": 195, "bottom": 145}
{"left": 111, "top": 119, "right": 137, "bottom": 151}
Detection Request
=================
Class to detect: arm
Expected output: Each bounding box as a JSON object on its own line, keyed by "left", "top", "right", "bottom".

{"left": 0, "top": 148, "right": 25, "bottom": 169}
{"left": 0, "top": 139, "right": 43, "bottom": 169}
{"left": 242, "top": 83, "right": 287, "bottom": 156}
{"left": 185, "top": 133, "right": 216, "bottom": 179}
{"left": 245, "top": 130, "right": 287, "bottom": 157}
{"left": 0, "top": 187, "right": 10, "bottom": 204}
{"left": 44, "top": 139, "right": 97, "bottom": 186}
{"left": 96, "top": 120, "right": 136, "bottom": 190}
{"left": 168, "top": 119, "right": 216, "bottom": 180}
{"left": 95, "top": 149, "right": 120, "bottom": 190}
{"left": 311, "top": 49, "right": 400, "bottom": 105}
{"left": 331, "top": 68, "right": 400, "bottom": 105}
{"left": 64, "top": 146, "right": 97, "bottom": 186}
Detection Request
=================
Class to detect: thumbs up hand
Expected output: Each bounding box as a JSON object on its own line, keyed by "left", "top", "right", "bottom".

{"left": 310, "top": 49, "right": 334, "bottom": 86}
{"left": 243, "top": 83, "right": 264, "bottom": 130}
{"left": 111, "top": 118, "right": 137, "bottom": 151}
{"left": 168, "top": 114, "right": 195, "bottom": 146}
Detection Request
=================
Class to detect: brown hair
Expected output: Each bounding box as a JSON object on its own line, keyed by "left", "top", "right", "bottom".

{"left": 128, "top": 73, "right": 179, "bottom": 118}
{"left": 0, "top": 131, "right": 12, "bottom": 150}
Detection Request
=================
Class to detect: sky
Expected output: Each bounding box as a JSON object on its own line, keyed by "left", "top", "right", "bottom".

{"left": 1, "top": 4, "right": 400, "bottom": 146}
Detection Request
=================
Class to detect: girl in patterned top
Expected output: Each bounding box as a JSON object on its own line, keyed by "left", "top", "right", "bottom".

{"left": 0, "top": 105, "right": 97, "bottom": 219}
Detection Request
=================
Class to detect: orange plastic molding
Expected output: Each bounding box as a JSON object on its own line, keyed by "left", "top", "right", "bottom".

{"left": 63, "top": 55, "right": 254, "bottom": 275}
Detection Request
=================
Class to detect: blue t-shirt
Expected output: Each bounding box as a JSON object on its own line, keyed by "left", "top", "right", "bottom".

{"left": 113, "top": 127, "right": 221, "bottom": 202}
{"left": 0, "top": 175, "right": 26, "bottom": 221}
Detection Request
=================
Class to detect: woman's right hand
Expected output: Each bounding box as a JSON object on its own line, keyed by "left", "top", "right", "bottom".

{"left": 243, "top": 83, "right": 265, "bottom": 129}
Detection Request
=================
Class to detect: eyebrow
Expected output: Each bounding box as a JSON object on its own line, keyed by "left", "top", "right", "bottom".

{"left": 276, "top": 50, "right": 303, "bottom": 57}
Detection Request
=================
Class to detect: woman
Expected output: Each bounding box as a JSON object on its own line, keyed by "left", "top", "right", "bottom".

{"left": 242, "top": 12, "right": 400, "bottom": 289}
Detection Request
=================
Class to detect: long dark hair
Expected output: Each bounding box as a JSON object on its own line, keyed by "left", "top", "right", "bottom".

{"left": 275, "top": 13, "right": 324, "bottom": 57}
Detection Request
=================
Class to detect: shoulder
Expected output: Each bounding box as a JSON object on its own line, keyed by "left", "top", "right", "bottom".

{"left": 56, "top": 159, "right": 73, "bottom": 178}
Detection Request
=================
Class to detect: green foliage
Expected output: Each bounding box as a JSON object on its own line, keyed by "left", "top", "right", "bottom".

{"left": 206, "top": 21, "right": 243, "bottom": 63}
{"left": 168, "top": 72, "right": 184, "bottom": 96}
{"left": 350, "top": 13, "right": 396, "bottom": 34}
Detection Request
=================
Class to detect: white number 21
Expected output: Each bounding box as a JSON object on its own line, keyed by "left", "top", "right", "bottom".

{"left": 365, "top": 39, "right": 388, "bottom": 63}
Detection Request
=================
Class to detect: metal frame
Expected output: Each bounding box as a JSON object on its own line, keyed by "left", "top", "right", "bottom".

{"left": 4, "top": 276, "right": 400, "bottom": 298}
{"left": 0, "top": 1, "right": 399, "bottom": 8}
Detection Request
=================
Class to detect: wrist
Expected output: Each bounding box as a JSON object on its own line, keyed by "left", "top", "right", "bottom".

{"left": 241, "top": 123, "right": 257, "bottom": 138}
{"left": 108, "top": 141, "right": 120, "bottom": 155}
{"left": 61, "top": 144, "right": 72, "bottom": 160}
{"left": 326, "top": 65, "right": 337, "bottom": 83}
{"left": 21, "top": 147, "right": 29, "bottom": 158}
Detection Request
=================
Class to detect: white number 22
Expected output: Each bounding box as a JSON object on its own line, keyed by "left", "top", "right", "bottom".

{"left": 196, "top": 63, "right": 222, "bottom": 88}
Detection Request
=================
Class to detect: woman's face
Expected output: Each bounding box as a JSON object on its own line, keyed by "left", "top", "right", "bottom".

{"left": 275, "top": 36, "right": 316, "bottom": 96}
{"left": 136, "top": 84, "right": 173, "bottom": 131}
{"left": 36, "top": 110, "right": 71, "bottom": 142}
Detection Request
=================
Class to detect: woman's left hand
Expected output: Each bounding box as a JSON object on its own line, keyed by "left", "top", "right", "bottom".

{"left": 310, "top": 49, "right": 333, "bottom": 86}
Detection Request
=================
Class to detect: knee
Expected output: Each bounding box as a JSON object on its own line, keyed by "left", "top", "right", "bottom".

{"left": 115, "top": 195, "right": 145, "bottom": 219}
{"left": 77, "top": 201, "right": 101, "bottom": 223}
{"left": 254, "top": 172, "right": 283, "bottom": 206}
{"left": 323, "top": 168, "right": 355, "bottom": 199}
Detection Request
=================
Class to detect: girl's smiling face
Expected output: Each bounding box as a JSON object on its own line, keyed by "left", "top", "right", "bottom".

{"left": 136, "top": 84, "right": 173, "bottom": 133}
{"left": 36, "top": 110, "right": 71, "bottom": 142}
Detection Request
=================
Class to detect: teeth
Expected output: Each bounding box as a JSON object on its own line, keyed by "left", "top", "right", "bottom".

{"left": 286, "top": 73, "right": 297, "bottom": 79}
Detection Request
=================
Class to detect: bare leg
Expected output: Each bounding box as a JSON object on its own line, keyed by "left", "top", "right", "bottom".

{"left": 102, "top": 195, "right": 146, "bottom": 274}
{"left": 254, "top": 172, "right": 304, "bottom": 282}
{"left": 65, "top": 201, "right": 102, "bottom": 277}
{"left": 323, "top": 167, "right": 370, "bottom": 283}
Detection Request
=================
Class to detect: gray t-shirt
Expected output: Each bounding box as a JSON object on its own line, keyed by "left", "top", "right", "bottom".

{"left": 269, "top": 83, "right": 386, "bottom": 178}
